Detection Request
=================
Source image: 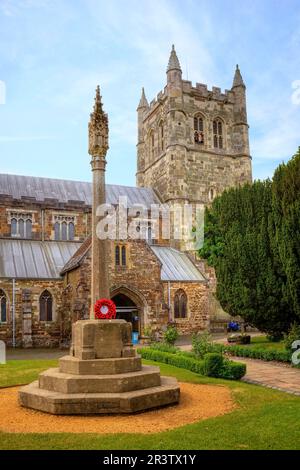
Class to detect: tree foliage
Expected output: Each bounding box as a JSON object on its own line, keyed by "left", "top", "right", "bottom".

{"left": 199, "top": 148, "right": 300, "bottom": 335}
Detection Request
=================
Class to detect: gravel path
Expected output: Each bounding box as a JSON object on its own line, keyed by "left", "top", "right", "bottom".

{"left": 0, "top": 382, "right": 235, "bottom": 434}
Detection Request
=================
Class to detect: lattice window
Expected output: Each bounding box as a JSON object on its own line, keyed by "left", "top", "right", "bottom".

{"left": 0, "top": 290, "right": 7, "bottom": 323}
{"left": 213, "top": 119, "right": 223, "bottom": 149}
{"left": 194, "top": 115, "right": 204, "bottom": 144}
{"left": 115, "top": 244, "right": 127, "bottom": 267}
{"left": 39, "top": 290, "right": 53, "bottom": 322}
{"left": 53, "top": 215, "right": 75, "bottom": 241}
{"left": 174, "top": 290, "right": 187, "bottom": 319}
{"left": 149, "top": 130, "right": 155, "bottom": 161}
{"left": 159, "top": 121, "right": 165, "bottom": 152}
{"left": 9, "top": 212, "right": 33, "bottom": 238}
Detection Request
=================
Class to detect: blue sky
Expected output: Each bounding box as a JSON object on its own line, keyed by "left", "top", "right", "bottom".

{"left": 0, "top": 0, "right": 299, "bottom": 186}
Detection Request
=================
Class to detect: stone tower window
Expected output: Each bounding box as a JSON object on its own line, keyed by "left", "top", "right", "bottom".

{"left": 115, "top": 245, "right": 120, "bottom": 266}
{"left": 115, "top": 244, "right": 127, "bottom": 267}
{"left": 53, "top": 215, "right": 75, "bottom": 241}
{"left": 10, "top": 212, "right": 32, "bottom": 238}
{"left": 39, "top": 290, "right": 53, "bottom": 322}
{"left": 174, "top": 289, "right": 187, "bottom": 319}
{"left": 194, "top": 116, "right": 204, "bottom": 144}
{"left": 213, "top": 119, "right": 223, "bottom": 149}
{"left": 159, "top": 122, "right": 165, "bottom": 152}
{"left": 0, "top": 289, "right": 7, "bottom": 323}
{"left": 149, "top": 130, "right": 155, "bottom": 161}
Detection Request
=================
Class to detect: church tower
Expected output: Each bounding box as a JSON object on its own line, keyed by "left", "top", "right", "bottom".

{"left": 136, "top": 46, "right": 252, "bottom": 208}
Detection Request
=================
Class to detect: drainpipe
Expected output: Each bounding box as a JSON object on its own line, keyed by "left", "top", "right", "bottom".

{"left": 168, "top": 281, "right": 171, "bottom": 322}
{"left": 41, "top": 209, "right": 45, "bottom": 241}
{"left": 12, "top": 278, "right": 16, "bottom": 348}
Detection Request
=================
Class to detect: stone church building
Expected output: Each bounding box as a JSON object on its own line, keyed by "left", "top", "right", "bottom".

{"left": 0, "top": 46, "right": 252, "bottom": 347}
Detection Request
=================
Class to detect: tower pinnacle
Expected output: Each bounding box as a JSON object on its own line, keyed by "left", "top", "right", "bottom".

{"left": 167, "top": 44, "right": 182, "bottom": 72}
{"left": 232, "top": 64, "right": 245, "bottom": 88}
{"left": 137, "top": 87, "right": 149, "bottom": 110}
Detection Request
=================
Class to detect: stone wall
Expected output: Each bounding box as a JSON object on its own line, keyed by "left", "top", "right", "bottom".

{"left": 0, "top": 202, "right": 91, "bottom": 242}
{"left": 163, "top": 281, "right": 209, "bottom": 334}
{"left": 0, "top": 278, "right": 64, "bottom": 347}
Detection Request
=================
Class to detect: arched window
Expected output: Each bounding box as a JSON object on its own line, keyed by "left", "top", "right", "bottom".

{"left": 194, "top": 115, "right": 204, "bottom": 144}
{"left": 11, "top": 218, "right": 17, "bottom": 236}
{"left": 121, "top": 246, "right": 126, "bottom": 266}
{"left": 39, "top": 290, "right": 53, "bottom": 322}
{"left": 174, "top": 290, "right": 187, "bottom": 319}
{"left": 68, "top": 222, "right": 75, "bottom": 241}
{"left": 61, "top": 221, "right": 67, "bottom": 241}
{"left": 213, "top": 119, "right": 223, "bottom": 149}
{"left": 115, "top": 245, "right": 120, "bottom": 266}
{"left": 0, "top": 290, "right": 7, "bottom": 323}
{"left": 53, "top": 216, "right": 76, "bottom": 241}
{"left": 26, "top": 219, "right": 32, "bottom": 239}
{"left": 18, "top": 219, "right": 24, "bottom": 238}
{"left": 54, "top": 222, "right": 60, "bottom": 241}
{"left": 159, "top": 122, "right": 164, "bottom": 152}
{"left": 149, "top": 130, "right": 155, "bottom": 161}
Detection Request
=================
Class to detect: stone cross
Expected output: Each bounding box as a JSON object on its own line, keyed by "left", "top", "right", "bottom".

{"left": 88, "top": 86, "right": 110, "bottom": 315}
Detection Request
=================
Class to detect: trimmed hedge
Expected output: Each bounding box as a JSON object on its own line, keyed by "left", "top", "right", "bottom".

{"left": 138, "top": 348, "right": 246, "bottom": 380}
{"left": 138, "top": 348, "right": 205, "bottom": 374}
{"left": 221, "top": 360, "right": 247, "bottom": 380}
{"left": 214, "top": 344, "right": 292, "bottom": 363}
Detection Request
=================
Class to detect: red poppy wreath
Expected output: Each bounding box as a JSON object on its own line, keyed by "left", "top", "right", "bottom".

{"left": 94, "top": 298, "right": 117, "bottom": 319}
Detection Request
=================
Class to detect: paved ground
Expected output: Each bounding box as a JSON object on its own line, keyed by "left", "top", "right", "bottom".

{"left": 6, "top": 348, "right": 66, "bottom": 360}
{"left": 235, "top": 357, "right": 300, "bottom": 396}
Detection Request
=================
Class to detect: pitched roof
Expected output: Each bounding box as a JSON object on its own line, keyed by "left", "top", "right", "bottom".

{"left": 60, "top": 236, "right": 91, "bottom": 274}
{"left": 150, "top": 246, "right": 206, "bottom": 282}
{"left": 0, "top": 174, "right": 160, "bottom": 208}
{"left": 60, "top": 238, "right": 206, "bottom": 282}
{"left": 0, "top": 239, "right": 80, "bottom": 279}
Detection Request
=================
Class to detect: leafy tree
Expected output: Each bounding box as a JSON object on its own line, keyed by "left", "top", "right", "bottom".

{"left": 199, "top": 180, "right": 296, "bottom": 335}
{"left": 272, "top": 147, "right": 300, "bottom": 321}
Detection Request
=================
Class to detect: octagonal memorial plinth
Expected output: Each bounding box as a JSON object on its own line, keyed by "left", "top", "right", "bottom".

{"left": 19, "top": 320, "right": 180, "bottom": 414}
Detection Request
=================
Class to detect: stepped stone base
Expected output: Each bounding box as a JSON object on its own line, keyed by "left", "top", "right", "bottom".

{"left": 19, "top": 376, "right": 179, "bottom": 414}
{"left": 19, "top": 320, "right": 180, "bottom": 414}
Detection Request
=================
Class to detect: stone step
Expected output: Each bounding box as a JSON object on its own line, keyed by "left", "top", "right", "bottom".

{"left": 19, "top": 376, "right": 180, "bottom": 414}
{"left": 59, "top": 355, "right": 142, "bottom": 375}
{"left": 39, "top": 365, "right": 161, "bottom": 394}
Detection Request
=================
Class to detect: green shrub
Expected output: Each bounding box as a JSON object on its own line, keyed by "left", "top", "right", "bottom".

{"left": 221, "top": 360, "right": 246, "bottom": 380}
{"left": 164, "top": 326, "right": 179, "bottom": 345}
{"left": 192, "top": 331, "right": 214, "bottom": 358}
{"left": 203, "top": 353, "right": 224, "bottom": 377}
{"left": 284, "top": 323, "right": 300, "bottom": 352}
{"left": 138, "top": 347, "right": 246, "bottom": 380}
{"left": 150, "top": 342, "right": 179, "bottom": 354}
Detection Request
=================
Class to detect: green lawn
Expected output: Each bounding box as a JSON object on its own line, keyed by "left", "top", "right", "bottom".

{"left": 0, "top": 358, "right": 299, "bottom": 450}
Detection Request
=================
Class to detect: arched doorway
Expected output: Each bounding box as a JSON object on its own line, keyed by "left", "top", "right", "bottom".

{"left": 111, "top": 293, "right": 139, "bottom": 335}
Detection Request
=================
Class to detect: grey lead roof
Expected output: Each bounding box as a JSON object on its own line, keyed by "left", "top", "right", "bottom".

{"left": 0, "top": 239, "right": 206, "bottom": 282}
{"left": 0, "top": 239, "right": 80, "bottom": 279}
{"left": 0, "top": 174, "right": 160, "bottom": 209}
{"left": 150, "top": 246, "right": 206, "bottom": 282}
